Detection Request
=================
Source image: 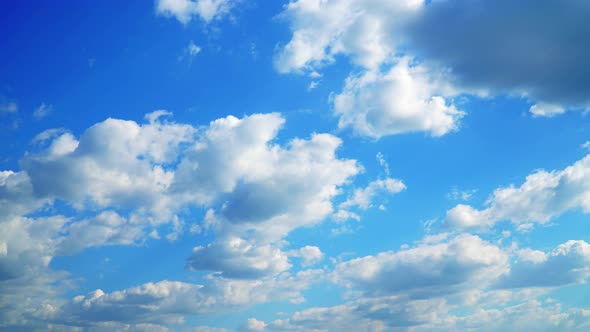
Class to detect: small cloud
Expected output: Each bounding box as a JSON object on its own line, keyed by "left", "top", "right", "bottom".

{"left": 145, "top": 110, "right": 173, "bottom": 123}
{"left": 308, "top": 80, "right": 320, "bottom": 91}
{"left": 376, "top": 152, "right": 390, "bottom": 177}
{"left": 88, "top": 57, "right": 96, "bottom": 68}
{"left": 187, "top": 40, "right": 201, "bottom": 56}
{"left": 529, "top": 103, "right": 566, "bottom": 117}
{"left": 309, "top": 71, "right": 322, "bottom": 78}
{"left": 447, "top": 187, "right": 476, "bottom": 201}
{"left": 582, "top": 141, "right": 590, "bottom": 151}
{"left": 244, "top": 318, "right": 266, "bottom": 332}
{"left": 33, "top": 103, "right": 52, "bottom": 120}
{"left": 179, "top": 41, "right": 202, "bottom": 63}
{"left": 332, "top": 209, "right": 360, "bottom": 223}
{"left": 156, "top": 0, "right": 234, "bottom": 25}
{"left": 516, "top": 223, "right": 534, "bottom": 233}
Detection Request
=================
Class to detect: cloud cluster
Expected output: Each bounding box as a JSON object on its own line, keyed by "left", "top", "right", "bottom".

{"left": 156, "top": 0, "right": 234, "bottom": 25}
{"left": 251, "top": 234, "right": 590, "bottom": 331}
{"left": 276, "top": 0, "right": 590, "bottom": 139}
{"left": 59, "top": 269, "right": 322, "bottom": 328}
{"left": 0, "top": 112, "right": 361, "bottom": 330}
{"left": 446, "top": 154, "right": 590, "bottom": 231}
{"left": 332, "top": 58, "right": 464, "bottom": 138}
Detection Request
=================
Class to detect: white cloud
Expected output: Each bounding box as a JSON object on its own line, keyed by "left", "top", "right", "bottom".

{"left": 59, "top": 269, "right": 322, "bottom": 327}
{"left": 375, "top": 152, "right": 390, "bottom": 176}
{"left": 260, "top": 297, "right": 590, "bottom": 332}
{"left": 174, "top": 113, "right": 360, "bottom": 248}
{"left": 277, "top": 0, "right": 590, "bottom": 133}
{"left": 288, "top": 245, "right": 324, "bottom": 267}
{"left": 179, "top": 41, "right": 202, "bottom": 62}
{"left": 33, "top": 103, "right": 52, "bottom": 120}
{"left": 187, "top": 41, "right": 201, "bottom": 56}
{"left": 22, "top": 113, "right": 195, "bottom": 220}
{"left": 331, "top": 209, "right": 360, "bottom": 223}
{"left": 243, "top": 318, "right": 266, "bottom": 331}
{"left": 446, "top": 154, "right": 590, "bottom": 231}
{"left": 333, "top": 233, "right": 509, "bottom": 298}
{"left": 447, "top": 187, "right": 476, "bottom": 201}
{"left": 496, "top": 240, "right": 590, "bottom": 289}
{"left": 57, "top": 211, "right": 145, "bottom": 255}
{"left": 332, "top": 58, "right": 464, "bottom": 138}
{"left": 339, "top": 177, "right": 405, "bottom": 210}
{"left": 187, "top": 237, "right": 291, "bottom": 279}
{"left": 307, "top": 80, "right": 319, "bottom": 91}
{"left": 252, "top": 236, "right": 590, "bottom": 332}
{"left": 156, "top": 0, "right": 233, "bottom": 25}
{"left": 274, "top": 0, "right": 424, "bottom": 73}
{"left": 529, "top": 103, "right": 566, "bottom": 117}
{"left": 0, "top": 111, "right": 366, "bottom": 329}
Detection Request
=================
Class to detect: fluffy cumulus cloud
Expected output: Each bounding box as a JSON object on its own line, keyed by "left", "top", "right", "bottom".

{"left": 274, "top": 0, "right": 424, "bottom": 73}
{"left": 180, "top": 114, "right": 358, "bottom": 276}
{"left": 333, "top": 234, "right": 509, "bottom": 298}
{"left": 288, "top": 245, "right": 324, "bottom": 267}
{"left": 156, "top": 0, "right": 234, "bottom": 25}
{"left": 0, "top": 111, "right": 363, "bottom": 330}
{"left": 249, "top": 235, "right": 590, "bottom": 331}
{"left": 497, "top": 240, "right": 590, "bottom": 289}
{"left": 446, "top": 154, "right": 590, "bottom": 231}
{"left": 276, "top": 0, "right": 590, "bottom": 140}
{"left": 22, "top": 114, "right": 194, "bottom": 219}
{"left": 261, "top": 297, "right": 590, "bottom": 332}
{"left": 186, "top": 237, "right": 291, "bottom": 279}
{"left": 332, "top": 58, "right": 464, "bottom": 138}
{"left": 57, "top": 269, "right": 321, "bottom": 328}
{"left": 276, "top": 0, "right": 468, "bottom": 138}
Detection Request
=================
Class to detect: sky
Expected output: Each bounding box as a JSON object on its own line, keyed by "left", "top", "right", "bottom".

{"left": 1, "top": 0, "right": 590, "bottom": 331}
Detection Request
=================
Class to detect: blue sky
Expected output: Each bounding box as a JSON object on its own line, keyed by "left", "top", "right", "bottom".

{"left": 1, "top": 1, "right": 590, "bottom": 331}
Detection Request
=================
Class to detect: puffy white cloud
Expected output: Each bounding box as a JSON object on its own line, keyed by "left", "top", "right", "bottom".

{"left": 156, "top": 0, "right": 233, "bottom": 25}
{"left": 276, "top": 1, "right": 474, "bottom": 138}
{"left": 243, "top": 318, "right": 266, "bottom": 331}
{"left": 332, "top": 58, "right": 464, "bottom": 138}
{"left": 257, "top": 289, "right": 590, "bottom": 332}
{"left": 186, "top": 237, "right": 291, "bottom": 279}
{"left": 57, "top": 211, "right": 145, "bottom": 255}
{"left": 0, "top": 215, "right": 67, "bottom": 281}
{"left": 288, "top": 245, "right": 324, "bottom": 267}
{"left": 277, "top": 0, "right": 590, "bottom": 136}
{"left": 274, "top": 0, "right": 424, "bottom": 73}
{"left": 496, "top": 240, "right": 590, "bottom": 289}
{"left": 529, "top": 103, "right": 566, "bottom": 118}
{"left": 0, "top": 170, "right": 43, "bottom": 219}
{"left": 21, "top": 113, "right": 196, "bottom": 224}
{"left": 0, "top": 111, "right": 366, "bottom": 329}
{"left": 60, "top": 269, "right": 322, "bottom": 327}
{"left": 174, "top": 113, "right": 360, "bottom": 250}
{"left": 446, "top": 154, "right": 590, "bottom": 230}
{"left": 333, "top": 234, "right": 509, "bottom": 298}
